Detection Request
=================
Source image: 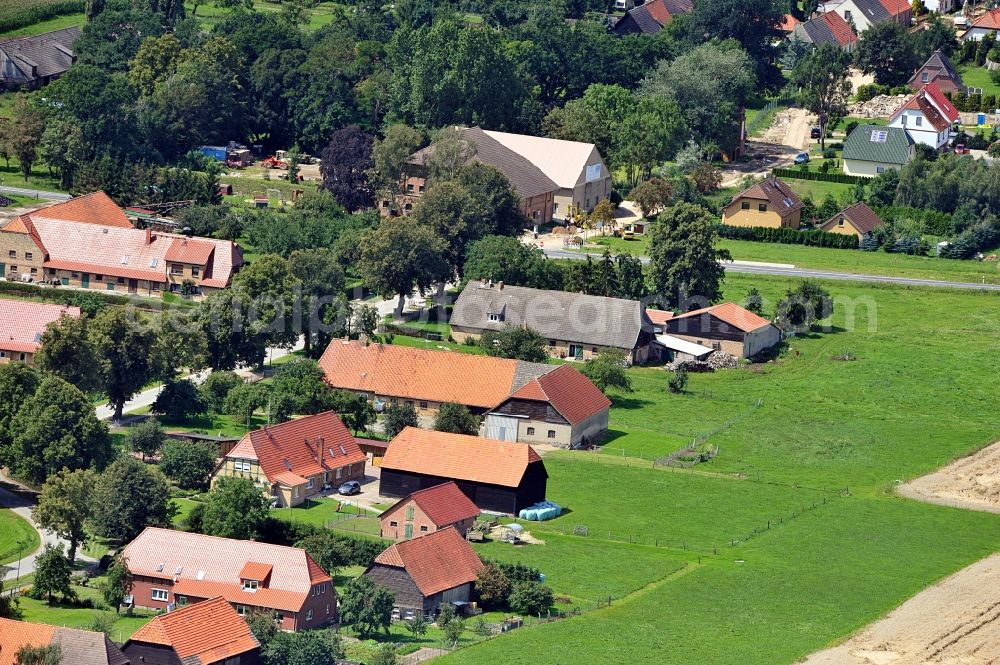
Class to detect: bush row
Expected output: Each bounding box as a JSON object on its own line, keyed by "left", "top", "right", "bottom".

{"left": 771, "top": 168, "right": 865, "bottom": 185}
{"left": 718, "top": 224, "right": 860, "bottom": 249}
{"left": 0, "top": 1, "right": 85, "bottom": 34}
{"left": 0, "top": 280, "right": 130, "bottom": 315}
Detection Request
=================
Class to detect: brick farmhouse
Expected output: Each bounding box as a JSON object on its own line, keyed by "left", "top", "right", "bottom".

{"left": 379, "top": 481, "right": 480, "bottom": 541}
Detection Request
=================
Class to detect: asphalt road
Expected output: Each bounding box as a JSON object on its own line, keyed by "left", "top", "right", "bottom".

{"left": 540, "top": 248, "right": 1000, "bottom": 292}
{"left": 0, "top": 185, "right": 71, "bottom": 202}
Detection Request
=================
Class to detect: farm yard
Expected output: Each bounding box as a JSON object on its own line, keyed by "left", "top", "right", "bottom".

{"left": 423, "top": 273, "right": 1000, "bottom": 665}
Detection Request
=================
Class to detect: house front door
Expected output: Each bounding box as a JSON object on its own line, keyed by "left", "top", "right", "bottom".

{"left": 128, "top": 278, "right": 138, "bottom": 293}
{"left": 404, "top": 523, "right": 413, "bottom": 539}
{"left": 81, "top": 274, "right": 90, "bottom": 288}
{"left": 0, "top": 263, "right": 5, "bottom": 278}
{"left": 569, "top": 344, "right": 583, "bottom": 359}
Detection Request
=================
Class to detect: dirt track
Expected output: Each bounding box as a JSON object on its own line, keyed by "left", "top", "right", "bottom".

{"left": 897, "top": 441, "right": 1000, "bottom": 514}
{"left": 800, "top": 553, "right": 1000, "bottom": 665}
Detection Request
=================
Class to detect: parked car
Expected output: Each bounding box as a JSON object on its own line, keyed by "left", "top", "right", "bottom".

{"left": 622, "top": 230, "right": 635, "bottom": 241}
{"left": 338, "top": 480, "right": 361, "bottom": 496}
{"left": 794, "top": 152, "right": 810, "bottom": 164}
{"left": 810, "top": 127, "right": 821, "bottom": 139}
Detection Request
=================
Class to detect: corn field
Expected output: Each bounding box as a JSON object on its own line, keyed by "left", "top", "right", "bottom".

{"left": 0, "top": 0, "right": 84, "bottom": 34}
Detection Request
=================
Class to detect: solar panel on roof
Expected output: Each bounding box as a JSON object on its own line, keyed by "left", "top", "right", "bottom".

{"left": 871, "top": 130, "right": 888, "bottom": 143}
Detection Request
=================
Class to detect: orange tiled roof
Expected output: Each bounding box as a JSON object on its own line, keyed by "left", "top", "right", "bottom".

{"left": 892, "top": 83, "right": 958, "bottom": 132}
{"left": 0, "top": 298, "right": 80, "bottom": 354}
{"left": 971, "top": 7, "right": 1000, "bottom": 29}
{"left": 780, "top": 13, "right": 800, "bottom": 31}
{"left": 229, "top": 412, "right": 366, "bottom": 486}
{"left": 0, "top": 618, "right": 56, "bottom": 665}
{"left": 129, "top": 597, "right": 260, "bottom": 664}
{"left": 240, "top": 561, "right": 273, "bottom": 582}
{"left": 397, "top": 481, "right": 480, "bottom": 527}
{"left": 510, "top": 364, "right": 611, "bottom": 426}
{"left": 318, "top": 340, "right": 523, "bottom": 409}
{"left": 166, "top": 237, "right": 215, "bottom": 265}
{"left": 372, "top": 527, "right": 483, "bottom": 596}
{"left": 122, "top": 527, "right": 331, "bottom": 613}
{"left": 645, "top": 309, "right": 675, "bottom": 326}
{"left": 382, "top": 428, "right": 543, "bottom": 488}
{"left": 673, "top": 302, "right": 774, "bottom": 333}
{"left": 26, "top": 191, "right": 133, "bottom": 229}
{"left": 878, "top": 0, "right": 910, "bottom": 16}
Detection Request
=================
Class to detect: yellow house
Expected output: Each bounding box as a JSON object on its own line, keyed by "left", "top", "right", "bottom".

{"left": 722, "top": 177, "right": 803, "bottom": 229}
{"left": 819, "top": 202, "right": 884, "bottom": 240}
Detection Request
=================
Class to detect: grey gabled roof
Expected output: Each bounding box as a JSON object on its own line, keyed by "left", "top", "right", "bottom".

{"left": 451, "top": 281, "right": 646, "bottom": 351}
{"left": 51, "top": 625, "right": 128, "bottom": 665}
{"left": 850, "top": 0, "right": 891, "bottom": 23}
{"left": 407, "top": 127, "right": 558, "bottom": 199}
{"left": 842, "top": 124, "right": 913, "bottom": 165}
{"left": 0, "top": 26, "right": 79, "bottom": 83}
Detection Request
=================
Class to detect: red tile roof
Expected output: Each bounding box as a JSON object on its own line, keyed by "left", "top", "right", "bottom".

{"left": 780, "top": 13, "right": 800, "bottom": 31}
{"left": 892, "top": 83, "right": 958, "bottom": 132}
{"left": 822, "top": 11, "right": 858, "bottom": 46}
{"left": 0, "top": 298, "right": 80, "bottom": 354}
{"left": 0, "top": 618, "right": 55, "bottom": 665}
{"left": 971, "top": 8, "right": 1000, "bottom": 30}
{"left": 166, "top": 237, "right": 215, "bottom": 265}
{"left": 396, "top": 481, "right": 480, "bottom": 527}
{"left": 122, "top": 527, "right": 331, "bottom": 614}
{"left": 318, "top": 340, "right": 524, "bottom": 409}
{"left": 645, "top": 309, "right": 675, "bottom": 326}
{"left": 382, "top": 428, "right": 543, "bottom": 488}
{"left": 510, "top": 364, "right": 611, "bottom": 426}
{"left": 240, "top": 561, "right": 273, "bottom": 582}
{"left": 878, "top": 0, "right": 910, "bottom": 17}
{"left": 227, "top": 412, "right": 366, "bottom": 487}
{"left": 27, "top": 191, "right": 133, "bottom": 229}
{"left": 128, "top": 597, "right": 259, "bottom": 664}
{"left": 372, "top": 527, "right": 483, "bottom": 596}
{"left": 673, "top": 302, "right": 774, "bottom": 333}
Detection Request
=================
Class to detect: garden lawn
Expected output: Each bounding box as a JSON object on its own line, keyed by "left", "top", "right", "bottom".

{"left": 957, "top": 64, "right": 1000, "bottom": 98}
{"left": 16, "top": 581, "right": 155, "bottom": 642}
{"left": 170, "top": 497, "right": 200, "bottom": 528}
{"left": 0, "top": 509, "right": 39, "bottom": 566}
{"left": 270, "top": 497, "right": 382, "bottom": 530}
{"left": 432, "top": 274, "right": 1000, "bottom": 664}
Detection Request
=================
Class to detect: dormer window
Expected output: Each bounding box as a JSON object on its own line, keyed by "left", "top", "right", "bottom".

{"left": 488, "top": 313, "right": 503, "bottom": 322}
{"left": 243, "top": 579, "right": 259, "bottom": 591}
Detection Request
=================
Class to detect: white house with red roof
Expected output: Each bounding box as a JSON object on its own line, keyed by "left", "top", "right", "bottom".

{"left": 0, "top": 191, "right": 242, "bottom": 297}
{"left": 0, "top": 298, "right": 79, "bottom": 364}
{"left": 212, "top": 411, "right": 367, "bottom": 508}
{"left": 962, "top": 8, "right": 1000, "bottom": 41}
{"left": 888, "top": 83, "right": 959, "bottom": 150}
{"left": 121, "top": 527, "right": 335, "bottom": 631}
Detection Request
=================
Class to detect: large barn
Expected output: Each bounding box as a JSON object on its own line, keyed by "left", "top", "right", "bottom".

{"left": 379, "top": 428, "right": 548, "bottom": 515}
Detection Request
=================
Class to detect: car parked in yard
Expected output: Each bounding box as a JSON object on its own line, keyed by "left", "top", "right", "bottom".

{"left": 338, "top": 480, "right": 361, "bottom": 495}
{"left": 794, "top": 152, "right": 810, "bottom": 164}
{"left": 810, "top": 127, "right": 821, "bottom": 139}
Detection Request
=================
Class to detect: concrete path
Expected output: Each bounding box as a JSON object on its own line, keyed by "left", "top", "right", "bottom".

{"left": 0, "top": 186, "right": 71, "bottom": 202}
{"left": 540, "top": 248, "right": 1000, "bottom": 292}
{"left": 95, "top": 338, "right": 305, "bottom": 421}
{"left": 0, "top": 481, "right": 96, "bottom": 584}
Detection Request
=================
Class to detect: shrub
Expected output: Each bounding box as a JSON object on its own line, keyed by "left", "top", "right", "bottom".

{"left": 716, "top": 224, "right": 859, "bottom": 249}
{"left": 668, "top": 367, "right": 688, "bottom": 394}
{"left": 508, "top": 581, "right": 554, "bottom": 616}
{"left": 770, "top": 168, "right": 864, "bottom": 185}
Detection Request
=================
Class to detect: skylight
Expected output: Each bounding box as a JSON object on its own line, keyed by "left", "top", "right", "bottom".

{"left": 871, "top": 130, "right": 888, "bottom": 143}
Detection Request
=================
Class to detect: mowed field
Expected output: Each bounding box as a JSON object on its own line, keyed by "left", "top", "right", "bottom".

{"left": 436, "top": 273, "right": 1000, "bottom": 665}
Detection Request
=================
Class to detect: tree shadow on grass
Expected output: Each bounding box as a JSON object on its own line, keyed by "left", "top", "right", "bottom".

{"left": 608, "top": 395, "right": 653, "bottom": 410}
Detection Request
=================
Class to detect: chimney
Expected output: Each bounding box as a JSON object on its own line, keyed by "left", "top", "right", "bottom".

{"left": 145, "top": 227, "right": 152, "bottom": 245}
{"left": 318, "top": 437, "right": 325, "bottom": 466}
{"left": 497, "top": 281, "right": 504, "bottom": 291}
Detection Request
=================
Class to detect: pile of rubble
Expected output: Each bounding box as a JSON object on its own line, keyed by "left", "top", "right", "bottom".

{"left": 848, "top": 95, "right": 905, "bottom": 119}
{"left": 665, "top": 352, "right": 741, "bottom": 373}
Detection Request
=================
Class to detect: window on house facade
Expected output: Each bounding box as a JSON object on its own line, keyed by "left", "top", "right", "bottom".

{"left": 921, "top": 72, "right": 929, "bottom": 82}
{"left": 19, "top": 353, "right": 25, "bottom": 362}
{"left": 915, "top": 117, "right": 923, "bottom": 127}
{"left": 876, "top": 166, "right": 886, "bottom": 174}
{"left": 547, "top": 430, "right": 556, "bottom": 439}
{"left": 390, "top": 520, "right": 398, "bottom": 527}
{"left": 758, "top": 204, "right": 767, "bottom": 212}
{"left": 191, "top": 266, "right": 200, "bottom": 277}
{"left": 0, "top": 352, "right": 6, "bottom": 359}
{"left": 740, "top": 201, "right": 750, "bottom": 210}
{"left": 7, "top": 250, "right": 14, "bottom": 259}
{"left": 420, "top": 401, "right": 428, "bottom": 409}
{"left": 235, "top": 605, "right": 248, "bottom": 616}
{"left": 838, "top": 218, "right": 845, "bottom": 226}
{"left": 177, "top": 596, "right": 187, "bottom": 606}
{"left": 306, "top": 610, "right": 313, "bottom": 621}
{"left": 487, "top": 313, "right": 502, "bottom": 322}
{"left": 171, "top": 264, "right": 183, "bottom": 275}
{"left": 152, "top": 589, "right": 169, "bottom": 601}
{"left": 526, "top": 427, "right": 535, "bottom": 436}
{"left": 420, "top": 525, "right": 428, "bottom": 532}
{"left": 30, "top": 268, "right": 37, "bottom": 275}
{"left": 24, "top": 252, "right": 32, "bottom": 261}
{"left": 293, "top": 486, "right": 300, "bottom": 498}
{"left": 9, "top": 266, "right": 16, "bottom": 274}
{"left": 117, "top": 277, "right": 125, "bottom": 284}
{"left": 307, "top": 478, "right": 314, "bottom": 489}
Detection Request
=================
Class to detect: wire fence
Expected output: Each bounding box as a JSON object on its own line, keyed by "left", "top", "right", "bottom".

{"left": 746, "top": 96, "right": 794, "bottom": 136}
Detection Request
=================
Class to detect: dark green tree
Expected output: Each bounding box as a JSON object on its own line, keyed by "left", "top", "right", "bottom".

{"left": 382, "top": 404, "right": 418, "bottom": 439}
{"left": 647, "top": 203, "right": 731, "bottom": 309}
{"left": 271, "top": 359, "right": 336, "bottom": 416}
{"left": 855, "top": 21, "right": 920, "bottom": 86}
{"left": 0, "top": 363, "right": 39, "bottom": 455}
{"left": 793, "top": 43, "right": 852, "bottom": 150}
{"left": 33, "top": 312, "right": 100, "bottom": 392}
{"left": 15, "top": 644, "right": 61, "bottom": 665}
{"left": 199, "top": 371, "right": 244, "bottom": 413}
{"left": 33, "top": 468, "right": 97, "bottom": 563}
{"left": 690, "top": 0, "right": 785, "bottom": 91}
{"left": 4, "top": 376, "right": 111, "bottom": 485}
{"left": 103, "top": 554, "right": 133, "bottom": 614}
{"left": 202, "top": 477, "right": 270, "bottom": 540}
{"left": 262, "top": 630, "right": 344, "bottom": 665}
{"left": 462, "top": 236, "right": 562, "bottom": 290}
{"left": 433, "top": 402, "right": 480, "bottom": 435}
{"left": 615, "top": 253, "right": 646, "bottom": 301}
{"left": 128, "top": 418, "right": 165, "bottom": 462}
{"left": 339, "top": 576, "right": 394, "bottom": 638}
{"left": 775, "top": 281, "right": 835, "bottom": 333}
{"left": 92, "top": 457, "right": 172, "bottom": 542}
{"left": 289, "top": 249, "right": 346, "bottom": 357}
{"left": 153, "top": 379, "right": 208, "bottom": 420}
{"left": 330, "top": 391, "right": 376, "bottom": 434}
{"left": 89, "top": 307, "right": 157, "bottom": 421}
{"left": 32, "top": 545, "right": 74, "bottom": 603}
{"left": 508, "top": 581, "right": 554, "bottom": 616}
{"left": 475, "top": 563, "right": 512, "bottom": 609}
{"left": 360, "top": 217, "right": 449, "bottom": 316}
{"left": 744, "top": 287, "right": 765, "bottom": 316}
{"left": 478, "top": 326, "right": 548, "bottom": 362}
{"left": 161, "top": 440, "right": 217, "bottom": 490}
{"left": 581, "top": 349, "right": 633, "bottom": 395}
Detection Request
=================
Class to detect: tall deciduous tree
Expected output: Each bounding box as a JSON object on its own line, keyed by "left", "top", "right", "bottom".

{"left": 433, "top": 402, "right": 480, "bottom": 435}
{"left": 161, "top": 439, "right": 217, "bottom": 490}
{"left": 9, "top": 96, "right": 45, "bottom": 181}
{"left": 33, "top": 468, "right": 97, "bottom": 563}
{"left": 855, "top": 21, "right": 919, "bottom": 87}
{"left": 232, "top": 254, "right": 300, "bottom": 355}
{"left": 462, "top": 236, "right": 563, "bottom": 290}
{"left": 271, "top": 358, "right": 336, "bottom": 415}
{"left": 0, "top": 363, "right": 39, "bottom": 456}
{"left": 92, "top": 456, "right": 172, "bottom": 542}
{"left": 339, "top": 576, "right": 394, "bottom": 638}
{"left": 262, "top": 630, "right": 345, "bottom": 665}
{"left": 202, "top": 477, "right": 270, "bottom": 540}
{"left": 360, "top": 217, "right": 449, "bottom": 316}
{"left": 103, "top": 554, "right": 133, "bottom": 614}
{"left": 581, "top": 349, "right": 633, "bottom": 395}
{"left": 152, "top": 379, "right": 208, "bottom": 420}
{"left": 38, "top": 118, "right": 87, "bottom": 190}
{"left": 320, "top": 125, "right": 375, "bottom": 212}
{"left": 647, "top": 203, "right": 731, "bottom": 310}
{"left": 128, "top": 418, "right": 165, "bottom": 461}
{"left": 289, "top": 249, "right": 345, "bottom": 357}
{"left": 32, "top": 545, "right": 74, "bottom": 603}
{"left": 5, "top": 376, "right": 111, "bottom": 485}
{"left": 478, "top": 326, "right": 548, "bottom": 362}
{"left": 690, "top": 0, "right": 785, "bottom": 92}
{"left": 371, "top": 123, "right": 424, "bottom": 196}
{"left": 89, "top": 307, "right": 157, "bottom": 421}
{"left": 381, "top": 404, "right": 418, "bottom": 439}
{"left": 793, "top": 44, "right": 853, "bottom": 150}
{"left": 32, "top": 314, "right": 100, "bottom": 393}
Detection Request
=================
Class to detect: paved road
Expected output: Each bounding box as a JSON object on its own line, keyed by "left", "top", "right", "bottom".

{"left": 0, "top": 186, "right": 71, "bottom": 202}
{"left": 95, "top": 337, "right": 306, "bottom": 421}
{"left": 540, "top": 248, "right": 1000, "bottom": 292}
{"left": 0, "top": 481, "right": 96, "bottom": 583}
